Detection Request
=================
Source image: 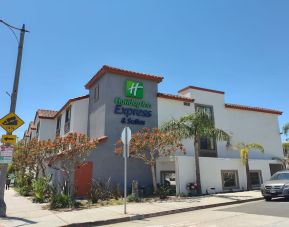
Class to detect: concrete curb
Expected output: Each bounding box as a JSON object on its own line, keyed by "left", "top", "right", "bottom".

{"left": 64, "top": 197, "right": 263, "bottom": 227}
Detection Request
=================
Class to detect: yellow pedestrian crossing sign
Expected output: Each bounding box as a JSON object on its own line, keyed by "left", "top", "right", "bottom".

{"left": 0, "top": 113, "right": 24, "bottom": 133}
{"left": 1, "top": 135, "right": 17, "bottom": 145}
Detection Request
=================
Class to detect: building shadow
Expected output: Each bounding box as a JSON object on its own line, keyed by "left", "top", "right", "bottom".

{"left": 1, "top": 216, "right": 37, "bottom": 226}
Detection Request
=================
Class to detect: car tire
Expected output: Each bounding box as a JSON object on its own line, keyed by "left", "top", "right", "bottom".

{"left": 265, "top": 197, "right": 272, "bottom": 201}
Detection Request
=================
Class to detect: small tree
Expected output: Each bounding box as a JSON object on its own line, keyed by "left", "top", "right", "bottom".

{"left": 115, "top": 128, "right": 184, "bottom": 193}
{"left": 46, "top": 133, "right": 101, "bottom": 196}
{"left": 13, "top": 139, "right": 55, "bottom": 181}
{"left": 234, "top": 143, "right": 264, "bottom": 190}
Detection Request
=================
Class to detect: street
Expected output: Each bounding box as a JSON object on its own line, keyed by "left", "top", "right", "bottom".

{"left": 107, "top": 199, "right": 289, "bottom": 227}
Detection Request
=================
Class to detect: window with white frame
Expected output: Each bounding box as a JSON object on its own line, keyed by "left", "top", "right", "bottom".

{"left": 195, "top": 104, "right": 217, "bottom": 156}
{"left": 221, "top": 170, "right": 239, "bottom": 190}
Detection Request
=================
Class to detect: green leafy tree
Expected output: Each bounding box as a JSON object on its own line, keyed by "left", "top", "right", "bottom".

{"left": 161, "top": 111, "right": 230, "bottom": 195}
{"left": 235, "top": 143, "right": 264, "bottom": 190}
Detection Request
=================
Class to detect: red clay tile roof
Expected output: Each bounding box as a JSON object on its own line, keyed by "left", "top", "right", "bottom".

{"left": 178, "top": 85, "right": 225, "bottom": 95}
{"left": 225, "top": 103, "right": 282, "bottom": 115}
{"left": 157, "top": 92, "right": 194, "bottom": 102}
{"left": 37, "top": 109, "right": 58, "bottom": 119}
{"left": 85, "top": 65, "right": 164, "bottom": 89}
{"left": 29, "top": 121, "right": 36, "bottom": 130}
{"left": 55, "top": 95, "right": 89, "bottom": 118}
{"left": 24, "top": 130, "right": 30, "bottom": 137}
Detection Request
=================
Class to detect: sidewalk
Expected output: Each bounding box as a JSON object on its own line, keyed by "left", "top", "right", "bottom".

{"left": 0, "top": 189, "right": 263, "bottom": 227}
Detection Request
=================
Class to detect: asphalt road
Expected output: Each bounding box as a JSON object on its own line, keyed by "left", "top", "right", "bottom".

{"left": 106, "top": 198, "right": 289, "bottom": 227}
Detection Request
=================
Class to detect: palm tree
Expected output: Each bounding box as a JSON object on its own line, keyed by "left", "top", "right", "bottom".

{"left": 235, "top": 143, "right": 264, "bottom": 190}
{"left": 161, "top": 111, "right": 230, "bottom": 195}
{"left": 283, "top": 123, "right": 289, "bottom": 138}
{"left": 283, "top": 142, "right": 289, "bottom": 157}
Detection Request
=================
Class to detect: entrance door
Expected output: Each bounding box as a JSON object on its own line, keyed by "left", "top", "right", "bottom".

{"left": 74, "top": 162, "right": 93, "bottom": 198}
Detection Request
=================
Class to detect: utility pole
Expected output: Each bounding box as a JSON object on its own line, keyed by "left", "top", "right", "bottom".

{"left": 0, "top": 21, "right": 28, "bottom": 217}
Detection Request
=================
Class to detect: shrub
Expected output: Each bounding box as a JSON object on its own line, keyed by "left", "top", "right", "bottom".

{"left": 90, "top": 178, "right": 112, "bottom": 203}
{"left": 32, "top": 177, "right": 51, "bottom": 203}
{"left": 156, "top": 186, "right": 170, "bottom": 200}
{"left": 15, "top": 172, "right": 33, "bottom": 196}
{"left": 15, "top": 172, "right": 33, "bottom": 188}
{"left": 127, "top": 194, "right": 141, "bottom": 202}
{"left": 112, "top": 184, "right": 122, "bottom": 200}
{"left": 19, "top": 185, "right": 31, "bottom": 196}
{"left": 50, "top": 193, "right": 78, "bottom": 209}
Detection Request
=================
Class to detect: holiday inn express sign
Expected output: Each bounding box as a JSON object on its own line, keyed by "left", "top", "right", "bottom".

{"left": 125, "top": 80, "right": 144, "bottom": 99}
{"left": 114, "top": 80, "right": 152, "bottom": 125}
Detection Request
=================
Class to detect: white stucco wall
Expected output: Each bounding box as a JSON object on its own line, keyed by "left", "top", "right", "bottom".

{"left": 174, "top": 156, "right": 280, "bottom": 194}
{"left": 158, "top": 97, "right": 195, "bottom": 155}
{"left": 222, "top": 109, "right": 283, "bottom": 159}
{"left": 158, "top": 89, "right": 283, "bottom": 160}
{"left": 39, "top": 118, "right": 57, "bottom": 141}
{"left": 70, "top": 98, "right": 89, "bottom": 135}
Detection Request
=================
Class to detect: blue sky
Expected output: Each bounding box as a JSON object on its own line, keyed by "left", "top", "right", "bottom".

{"left": 1, "top": 0, "right": 289, "bottom": 141}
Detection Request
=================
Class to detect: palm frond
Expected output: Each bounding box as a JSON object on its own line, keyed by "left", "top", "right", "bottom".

{"left": 247, "top": 143, "right": 264, "bottom": 153}
{"left": 283, "top": 123, "right": 289, "bottom": 136}
{"left": 283, "top": 142, "right": 289, "bottom": 150}
{"left": 204, "top": 128, "right": 230, "bottom": 142}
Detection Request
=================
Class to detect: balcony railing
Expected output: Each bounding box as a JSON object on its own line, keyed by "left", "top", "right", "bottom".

{"left": 64, "top": 121, "right": 70, "bottom": 134}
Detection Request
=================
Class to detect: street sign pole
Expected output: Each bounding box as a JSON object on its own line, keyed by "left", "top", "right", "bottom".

{"left": 124, "top": 136, "right": 127, "bottom": 214}
{"left": 121, "top": 127, "right": 131, "bottom": 215}
{"left": 0, "top": 22, "right": 28, "bottom": 217}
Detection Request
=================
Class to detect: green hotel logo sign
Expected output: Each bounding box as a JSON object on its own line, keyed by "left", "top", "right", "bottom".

{"left": 125, "top": 80, "right": 143, "bottom": 99}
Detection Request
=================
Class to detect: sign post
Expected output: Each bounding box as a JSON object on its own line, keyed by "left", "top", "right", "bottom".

{"left": 1, "top": 135, "right": 16, "bottom": 146}
{"left": 121, "top": 127, "right": 131, "bottom": 214}
{"left": 0, "top": 112, "right": 24, "bottom": 134}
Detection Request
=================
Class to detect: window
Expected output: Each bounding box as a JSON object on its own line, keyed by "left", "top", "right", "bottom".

{"left": 270, "top": 172, "right": 289, "bottom": 180}
{"left": 161, "top": 171, "right": 176, "bottom": 195}
{"left": 195, "top": 104, "right": 214, "bottom": 121}
{"left": 221, "top": 170, "right": 239, "bottom": 190}
{"left": 184, "top": 102, "right": 191, "bottom": 106}
{"left": 195, "top": 104, "right": 217, "bottom": 156}
{"left": 65, "top": 107, "right": 71, "bottom": 123}
{"left": 56, "top": 116, "right": 61, "bottom": 130}
{"left": 64, "top": 108, "right": 71, "bottom": 134}
{"left": 250, "top": 170, "right": 262, "bottom": 189}
{"left": 56, "top": 115, "right": 61, "bottom": 136}
{"left": 36, "top": 122, "right": 40, "bottom": 134}
{"left": 94, "top": 84, "right": 99, "bottom": 102}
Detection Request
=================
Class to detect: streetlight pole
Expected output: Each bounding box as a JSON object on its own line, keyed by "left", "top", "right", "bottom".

{"left": 0, "top": 20, "right": 28, "bottom": 217}
{"left": 10, "top": 24, "right": 26, "bottom": 114}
